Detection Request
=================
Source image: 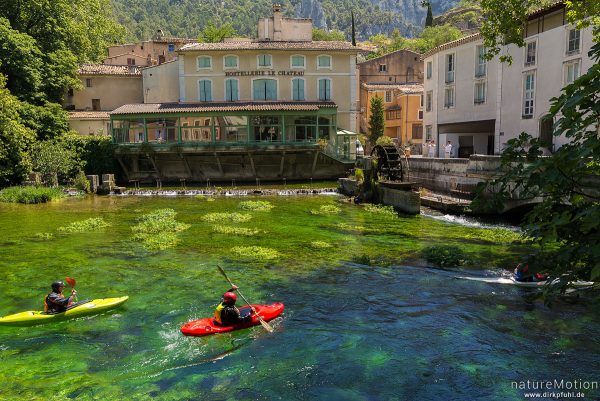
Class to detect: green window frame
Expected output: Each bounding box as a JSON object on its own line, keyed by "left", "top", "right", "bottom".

{"left": 197, "top": 56, "right": 212, "bottom": 69}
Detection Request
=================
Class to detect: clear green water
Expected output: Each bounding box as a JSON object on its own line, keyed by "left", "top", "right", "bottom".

{"left": 0, "top": 195, "right": 598, "bottom": 400}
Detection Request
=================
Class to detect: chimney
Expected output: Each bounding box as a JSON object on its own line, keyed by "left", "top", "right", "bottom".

{"left": 273, "top": 3, "right": 282, "bottom": 39}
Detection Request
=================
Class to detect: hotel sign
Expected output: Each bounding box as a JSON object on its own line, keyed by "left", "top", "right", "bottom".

{"left": 225, "top": 70, "right": 304, "bottom": 77}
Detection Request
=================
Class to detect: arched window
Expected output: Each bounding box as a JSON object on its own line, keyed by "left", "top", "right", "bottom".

{"left": 253, "top": 79, "right": 277, "bottom": 100}
{"left": 539, "top": 115, "right": 554, "bottom": 151}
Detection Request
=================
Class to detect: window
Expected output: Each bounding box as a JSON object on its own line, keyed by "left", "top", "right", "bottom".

{"left": 292, "top": 78, "right": 305, "bottom": 101}
{"left": 199, "top": 80, "right": 212, "bottom": 101}
{"left": 564, "top": 60, "right": 581, "bottom": 84}
{"left": 386, "top": 110, "right": 401, "bottom": 120}
{"left": 426, "top": 125, "right": 432, "bottom": 140}
{"left": 127, "top": 58, "right": 136, "bottom": 66}
{"left": 257, "top": 54, "right": 272, "bottom": 68}
{"left": 385, "top": 91, "right": 392, "bottom": 103}
{"left": 525, "top": 41, "right": 536, "bottom": 66}
{"left": 318, "top": 55, "right": 332, "bottom": 69}
{"left": 92, "top": 99, "right": 100, "bottom": 111}
{"left": 379, "top": 64, "right": 387, "bottom": 72}
{"left": 567, "top": 29, "right": 581, "bottom": 54}
{"left": 539, "top": 115, "right": 554, "bottom": 149}
{"left": 444, "top": 86, "right": 455, "bottom": 108}
{"left": 523, "top": 72, "right": 535, "bottom": 118}
{"left": 253, "top": 79, "right": 277, "bottom": 100}
{"left": 85, "top": 78, "right": 92, "bottom": 88}
{"left": 291, "top": 55, "right": 305, "bottom": 68}
{"left": 426, "top": 61, "right": 432, "bottom": 79}
{"left": 197, "top": 56, "right": 212, "bottom": 69}
{"left": 476, "top": 46, "right": 487, "bottom": 76}
{"left": 252, "top": 116, "right": 281, "bottom": 142}
{"left": 412, "top": 125, "right": 423, "bottom": 140}
{"left": 224, "top": 55, "right": 239, "bottom": 69}
{"left": 420, "top": 94, "right": 424, "bottom": 108}
{"left": 418, "top": 110, "right": 423, "bottom": 120}
{"left": 445, "top": 54, "right": 455, "bottom": 84}
{"left": 225, "top": 79, "right": 239, "bottom": 101}
{"left": 67, "top": 88, "right": 74, "bottom": 97}
{"left": 318, "top": 78, "right": 332, "bottom": 101}
{"left": 426, "top": 91, "right": 432, "bottom": 112}
{"left": 474, "top": 82, "right": 486, "bottom": 104}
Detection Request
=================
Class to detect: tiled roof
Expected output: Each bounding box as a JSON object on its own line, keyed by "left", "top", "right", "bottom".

{"left": 110, "top": 101, "right": 338, "bottom": 115}
{"left": 180, "top": 41, "right": 359, "bottom": 52}
{"left": 528, "top": 1, "right": 564, "bottom": 18}
{"left": 361, "top": 82, "right": 423, "bottom": 94}
{"left": 422, "top": 33, "right": 482, "bottom": 58}
{"left": 357, "top": 48, "right": 422, "bottom": 65}
{"left": 68, "top": 111, "right": 111, "bottom": 120}
{"left": 78, "top": 64, "right": 142, "bottom": 76}
{"left": 104, "top": 53, "right": 148, "bottom": 60}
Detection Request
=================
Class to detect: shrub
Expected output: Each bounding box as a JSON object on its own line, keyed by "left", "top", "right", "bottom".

{"left": 202, "top": 212, "right": 252, "bottom": 223}
{"left": 71, "top": 170, "right": 91, "bottom": 193}
{"left": 422, "top": 245, "right": 469, "bottom": 267}
{"left": 238, "top": 200, "right": 274, "bottom": 211}
{"left": 58, "top": 217, "right": 110, "bottom": 233}
{"left": 375, "top": 136, "right": 394, "bottom": 146}
{"left": 0, "top": 186, "right": 64, "bottom": 204}
{"left": 354, "top": 168, "right": 364, "bottom": 183}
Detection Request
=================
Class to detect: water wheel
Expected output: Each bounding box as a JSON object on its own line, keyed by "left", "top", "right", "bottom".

{"left": 371, "top": 144, "right": 404, "bottom": 181}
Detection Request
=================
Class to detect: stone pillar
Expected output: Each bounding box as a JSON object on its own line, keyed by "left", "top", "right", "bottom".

{"left": 86, "top": 175, "right": 99, "bottom": 193}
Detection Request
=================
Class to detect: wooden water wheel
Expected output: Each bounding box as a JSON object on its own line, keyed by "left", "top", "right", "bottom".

{"left": 370, "top": 144, "right": 404, "bottom": 181}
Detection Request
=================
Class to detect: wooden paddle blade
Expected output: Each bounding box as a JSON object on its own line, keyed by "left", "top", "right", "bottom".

{"left": 65, "top": 277, "right": 76, "bottom": 288}
{"left": 217, "top": 265, "right": 234, "bottom": 286}
{"left": 259, "top": 317, "right": 274, "bottom": 333}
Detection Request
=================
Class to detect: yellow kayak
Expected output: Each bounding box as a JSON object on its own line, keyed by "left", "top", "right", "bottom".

{"left": 0, "top": 296, "right": 129, "bottom": 327}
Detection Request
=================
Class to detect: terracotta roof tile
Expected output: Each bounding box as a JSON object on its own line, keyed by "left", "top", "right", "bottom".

{"left": 78, "top": 64, "right": 142, "bottom": 76}
{"left": 68, "top": 111, "right": 111, "bottom": 120}
{"left": 361, "top": 82, "right": 423, "bottom": 94}
{"left": 180, "top": 41, "right": 359, "bottom": 52}
{"left": 110, "top": 101, "right": 338, "bottom": 115}
{"left": 423, "top": 33, "right": 482, "bottom": 58}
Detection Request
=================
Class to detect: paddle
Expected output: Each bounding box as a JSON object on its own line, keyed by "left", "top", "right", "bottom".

{"left": 217, "top": 265, "right": 274, "bottom": 333}
{"left": 65, "top": 277, "right": 78, "bottom": 302}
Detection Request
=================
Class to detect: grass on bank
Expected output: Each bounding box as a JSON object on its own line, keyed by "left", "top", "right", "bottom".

{"left": 0, "top": 186, "right": 65, "bottom": 204}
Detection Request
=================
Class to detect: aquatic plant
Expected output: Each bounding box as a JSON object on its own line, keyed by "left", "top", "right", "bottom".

{"left": 238, "top": 200, "right": 274, "bottom": 211}
{"left": 310, "top": 241, "right": 333, "bottom": 249}
{"left": 422, "top": 245, "right": 470, "bottom": 267}
{"left": 363, "top": 204, "right": 397, "bottom": 217}
{"left": 34, "top": 232, "right": 54, "bottom": 240}
{"left": 195, "top": 195, "right": 215, "bottom": 201}
{"left": 0, "top": 186, "right": 64, "bottom": 204}
{"left": 202, "top": 212, "right": 252, "bottom": 223}
{"left": 57, "top": 217, "right": 111, "bottom": 233}
{"left": 465, "top": 228, "right": 524, "bottom": 244}
{"left": 131, "top": 208, "right": 190, "bottom": 250}
{"left": 310, "top": 204, "right": 341, "bottom": 215}
{"left": 212, "top": 225, "right": 263, "bottom": 236}
{"left": 230, "top": 246, "right": 281, "bottom": 260}
{"left": 332, "top": 222, "right": 366, "bottom": 232}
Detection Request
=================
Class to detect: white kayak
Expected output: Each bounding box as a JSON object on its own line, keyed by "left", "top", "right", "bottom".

{"left": 456, "top": 276, "right": 595, "bottom": 288}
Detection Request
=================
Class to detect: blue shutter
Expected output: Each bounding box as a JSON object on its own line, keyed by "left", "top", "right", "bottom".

{"left": 293, "top": 79, "right": 304, "bottom": 101}
{"left": 254, "top": 80, "right": 264, "bottom": 100}
{"left": 200, "top": 80, "right": 212, "bottom": 101}
{"left": 266, "top": 80, "right": 277, "bottom": 100}
{"left": 226, "top": 79, "right": 239, "bottom": 101}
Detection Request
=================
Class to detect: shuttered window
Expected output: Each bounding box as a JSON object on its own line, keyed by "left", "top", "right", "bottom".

{"left": 253, "top": 79, "right": 277, "bottom": 100}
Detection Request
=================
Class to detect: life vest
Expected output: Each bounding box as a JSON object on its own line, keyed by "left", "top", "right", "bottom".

{"left": 214, "top": 302, "right": 225, "bottom": 325}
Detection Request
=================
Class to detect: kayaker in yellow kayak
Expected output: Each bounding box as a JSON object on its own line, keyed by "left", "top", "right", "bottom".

{"left": 214, "top": 285, "right": 253, "bottom": 326}
{"left": 44, "top": 281, "right": 77, "bottom": 314}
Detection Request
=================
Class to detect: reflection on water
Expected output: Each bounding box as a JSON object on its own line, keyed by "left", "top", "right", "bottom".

{"left": 0, "top": 196, "right": 597, "bottom": 400}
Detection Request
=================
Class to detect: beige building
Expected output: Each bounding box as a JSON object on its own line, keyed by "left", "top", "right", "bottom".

{"left": 104, "top": 32, "right": 194, "bottom": 67}
{"left": 423, "top": 2, "right": 594, "bottom": 157}
{"left": 360, "top": 83, "right": 424, "bottom": 149}
{"left": 358, "top": 49, "right": 424, "bottom": 85}
{"left": 109, "top": 5, "right": 361, "bottom": 182}
{"left": 68, "top": 112, "right": 111, "bottom": 136}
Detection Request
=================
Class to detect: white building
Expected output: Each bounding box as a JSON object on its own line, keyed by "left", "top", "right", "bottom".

{"left": 423, "top": 2, "right": 594, "bottom": 157}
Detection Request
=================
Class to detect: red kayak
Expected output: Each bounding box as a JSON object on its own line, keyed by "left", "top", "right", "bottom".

{"left": 181, "top": 303, "right": 284, "bottom": 337}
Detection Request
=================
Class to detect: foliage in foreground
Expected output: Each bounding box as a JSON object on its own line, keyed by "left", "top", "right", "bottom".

{"left": 310, "top": 205, "right": 341, "bottom": 215}
{"left": 132, "top": 209, "right": 191, "bottom": 251}
{"left": 212, "top": 225, "right": 263, "bottom": 236}
{"left": 422, "top": 245, "right": 469, "bottom": 267}
{"left": 230, "top": 246, "right": 281, "bottom": 261}
{"left": 238, "top": 200, "right": 274, "bottom": 211}
{"left": 0, "top": 186, "right": 64, "bottom": 204}
{"left": 473, "top": 41, "right": 600, "bottom": 283}
{"left": 364, "top": 204, "right": 397, "bottom": 217}
{"left": 202, "top": 212, "right": 252, "bottom": 223}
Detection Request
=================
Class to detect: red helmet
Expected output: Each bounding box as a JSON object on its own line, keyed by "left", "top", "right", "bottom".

{"left": 223, "top": 292, "right": 237, "bottom": 303}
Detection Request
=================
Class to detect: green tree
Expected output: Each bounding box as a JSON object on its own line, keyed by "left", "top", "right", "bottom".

{"left": 0, "top": 75, "right": 35, "bottom": 186}
{"left": 473, "top": 2, "right": 600, "bottom": 288}
{"left": 422, "top": 1, "right": 434, "bottom": 27}
{"left": 30, "top": 140, "right": 82, "bottom": 186}
{"left": 368, "top": 96, "right": 385, "bottom": 146}
{"left": 198, "top": 20, "right": 236, "bottom": 43}
{"left": 312, "top": 28, "right": 346, "bottom": 41}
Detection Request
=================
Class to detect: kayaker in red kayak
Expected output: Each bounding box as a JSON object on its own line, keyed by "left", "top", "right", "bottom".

{"left": 514, "top": 263, "right": 548, "bottom": 282}
{"left": 214, "top": 285, "right": 253, "bottom": 326}
{"left": 44, "top": 280, "right": 77, "bottom": 314}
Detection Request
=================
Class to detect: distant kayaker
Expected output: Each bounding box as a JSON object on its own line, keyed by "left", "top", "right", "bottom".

{"left": 214, "top": 285, "right": 253, "bottom": 326}
{"left": 514, "top": 263, "right": 548, "bottom": 282}
{"left": 44, "top": 280, "right": 77, "bottom": 314}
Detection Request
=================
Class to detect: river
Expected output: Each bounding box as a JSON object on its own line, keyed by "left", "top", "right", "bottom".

{"left": 0, "top": 195, "right": 598, "bottom": 400}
